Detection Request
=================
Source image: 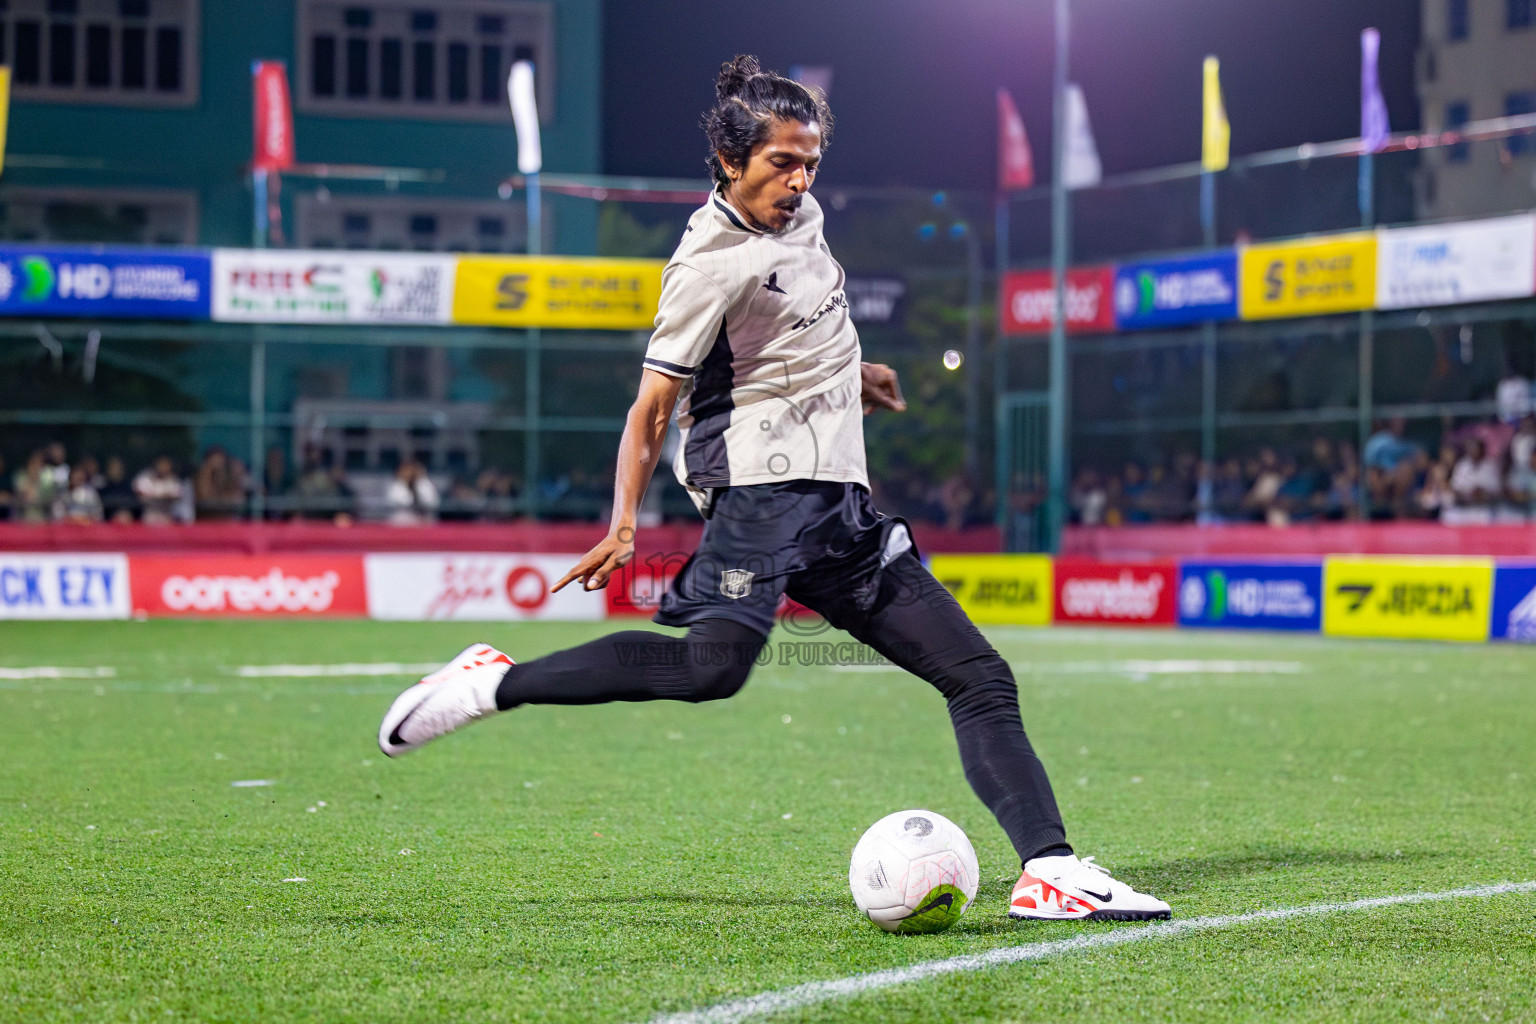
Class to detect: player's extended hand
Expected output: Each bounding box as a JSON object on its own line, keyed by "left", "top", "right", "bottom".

{"left": 552, "top": 527, "right": 635, "bottom": 592}
{"left": 861, "top": 362, "right": 906, "bottom": 414}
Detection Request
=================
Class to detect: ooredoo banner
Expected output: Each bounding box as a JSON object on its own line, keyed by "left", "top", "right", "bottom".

{"left": 1177, "top": 560, "right": 1322, "bottom": 632}
{"left": 1321, "top": 556, "right": 1493, "bottom": 643}
{"left": 999, "top": 266, "right": 1116, "bottom": 335}
{"left": 0, "top": 553, "right": 130, "bottom": 620}
{"left": 211, "top": 249, "right": 456, "bottom": 323}
{"left": 929, "top": 554, "right": 1054, "bottom": 626}
{"left": 1053, "top": 559, "right": 1177, "bottom": 626}
{"left": 1375, "top": 213, "right": 1536, "bottom": 310}
{"left": 128, "top": 555, "right": 367, "bottom": 616}
{"left": 1490, "top": 563, "right": 1536, "bottom": 643}
{"left": 364, "top": 554, "right": 606, "bottom": 621}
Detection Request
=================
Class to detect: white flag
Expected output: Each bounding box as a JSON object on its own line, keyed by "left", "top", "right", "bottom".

{"left": 507, "top": 60, "right": 542, "bottom": 175}
{"left": 1062, "top": 83, "right": 1101, "bottom": 190}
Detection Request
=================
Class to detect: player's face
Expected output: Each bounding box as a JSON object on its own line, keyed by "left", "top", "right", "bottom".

{"left": 722, "top": 118, "right": 822, "bottom": 234}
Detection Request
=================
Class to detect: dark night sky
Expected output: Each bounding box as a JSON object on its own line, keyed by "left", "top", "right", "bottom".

{"left": 601, "top": 0, "right": 1422, "bottom": 189}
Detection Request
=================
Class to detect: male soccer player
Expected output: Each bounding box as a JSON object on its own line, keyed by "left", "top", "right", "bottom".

{"left": 380, "top": 56, "right": 1170, "bottom": 922}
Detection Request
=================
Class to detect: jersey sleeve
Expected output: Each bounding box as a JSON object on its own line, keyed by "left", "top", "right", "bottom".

{"left": 642, "top": 263, "right": 730, "bottom": 378}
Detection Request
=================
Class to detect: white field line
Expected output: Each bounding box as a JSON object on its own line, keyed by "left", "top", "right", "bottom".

{"left": 1015, "top": 659, "right": 1306, "bottom": 676}
{"left": 644, "top": 881, "right": 1536, "bottom": 1024}
{"left": 228, "top": 662, "right": 441, "bottom": 678}
{"left": 0, "top": 666, "right": 116, "bottom": 679}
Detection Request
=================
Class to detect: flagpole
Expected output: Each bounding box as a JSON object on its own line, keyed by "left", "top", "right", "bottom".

{"left": 994, "top": 193, "right": 1009, "bottom": 533}
{"left": 1200, "top": 171, "right": 1216, "bottom": 472}
{"left": 1046, "top": 0, "right": 1071, "bottom": 553}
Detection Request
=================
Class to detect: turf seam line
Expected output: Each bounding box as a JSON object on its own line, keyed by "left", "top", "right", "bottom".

{"left": 643, "top": 881, "right": 1536, "bottom": 1024}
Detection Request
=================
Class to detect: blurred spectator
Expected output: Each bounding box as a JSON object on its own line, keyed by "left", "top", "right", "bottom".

{"left": 1417, "top": 462, "right": 1456, "bottom": 519}
{"left": 1121, "top": 462, "right": 1149, "bottom": 523}
{"left": 1363, "top": 418, "right": 1422, "bottom": 474}
{"left": 1508, "top": 445, "right": 1536, "bottom": 518}
{"left": 1508, "top": 414, "right": 1536, "bottom": 474}
{"left": 56, "top": 466, "right": 103, "bottom": 523}
{"left": 938, "top": 474, "right": 976, "bottom": 531}
{"left": 1448, "top": 438, "right": 1502, "bottom": 523}
{"left": 12, "top": 451, "right": 56, "bottom": 523}
{"left": 442, "top": 475, "right": 488, "bottom": 522}
{"left": 133, "top": 456, "right": 184, "bottom": 526}
{"left": 386, "top": 460, "right": 439, "bottom": 525}
{"left": 1496, "top": 367, "right": 1533, "bottom": 424}
{"left": 99, "top": 456, "right": 137, "bottom": 522}
{"left": 1243, "top": 448, "right": 1286, "bottom": 524}
{"left": 194, "top": 447, "right": 246, "bottom": 521}
{"left": 1070, "top": 469, "right": 1107, "bottom": 526}
{"left": 263, "top": 446, "right": 292, "bottom": 519}
{"left": 42, "top": 442, "right": 70, "bottom": 491}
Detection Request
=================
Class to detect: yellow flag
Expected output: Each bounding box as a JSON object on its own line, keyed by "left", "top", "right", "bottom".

{"left": 0, "top": 66, "right": 11, "bottom": 177}
{"left": 1202, "top": 56, "right": 1230, "bottom": 173}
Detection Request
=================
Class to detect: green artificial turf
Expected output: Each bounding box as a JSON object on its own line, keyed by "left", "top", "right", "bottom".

{"left": 1, "top": 619, "right": 1533, "bottom": 1023}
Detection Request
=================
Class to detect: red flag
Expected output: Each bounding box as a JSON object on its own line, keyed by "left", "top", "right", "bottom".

{"left": 997, "top": 87, "right": 1035, "bottom": 191}
{"left": 252, "top": 61, "right": 295, "bottom": 172}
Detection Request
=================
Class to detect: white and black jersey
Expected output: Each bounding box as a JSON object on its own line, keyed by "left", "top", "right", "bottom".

{"left": 643, "top": 190, "right": 865, "bottom": 510}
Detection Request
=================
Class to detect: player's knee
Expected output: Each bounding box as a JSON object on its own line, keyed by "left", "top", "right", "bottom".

{"left": 942, "top": 651, "right": 1020, "bottom": 720}
{"left": 680, "top": 657, "right": 753, "bottom": 703}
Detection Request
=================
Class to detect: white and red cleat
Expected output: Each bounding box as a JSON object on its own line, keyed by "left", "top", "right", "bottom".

{"left": 1009, "top": 853, "right": 1171, "bottom": 922}
{"left": 378, "top": 644, "right": 514, "bottom": 757}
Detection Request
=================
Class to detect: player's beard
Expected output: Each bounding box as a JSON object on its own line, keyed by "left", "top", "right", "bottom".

{"left": 764, "top": 194, "right": 803, "bottom": 235}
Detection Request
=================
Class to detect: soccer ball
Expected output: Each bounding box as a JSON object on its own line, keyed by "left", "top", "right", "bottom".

{"left": 848, "top": 809, "right": 979, "bottom": 934}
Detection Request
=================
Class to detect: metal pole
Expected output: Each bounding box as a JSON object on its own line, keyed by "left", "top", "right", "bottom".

{"left": 252, "top": 170, "right": 269, "bottom": 248}
{"left": 527, "top": 171, "right": 542, "bottom": 256}
{"left": 1200, "top": 170, "right": 1217, "bottom": 469}
{"left": 524, "top": 328, "right": 541, "bottom": 519}
{"left": 962, "top": 226, "right": 983, "bottom": 484}
{"left": 249, "top": 332, "right": 266, "bottom": 520}
{"left": 1357, "top": 151, "right": 1375, "bottom": 516}
{"left": 994, "top": 196, "right": 1010, "bottom": 533}
{"left": 1046, "top": 0, "right": 1071, "bottom": 552}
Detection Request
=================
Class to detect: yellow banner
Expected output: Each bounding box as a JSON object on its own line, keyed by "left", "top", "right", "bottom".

{"left": 1322, "top": 557, "right": 1493, "bottom": 643}
{"left": 1240, "top": 232, "right": 1377, "bottom": 319}
{"left": 452, "top": 256, "right": 664, "bottom": 330}
{"left": 930, "top": 554, "right": 1054, "bottom": 626}
{"left": 0, "top": 66, "right": 11, "bottom": 177}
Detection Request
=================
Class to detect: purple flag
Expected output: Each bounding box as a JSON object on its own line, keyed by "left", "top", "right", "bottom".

{"left": 1360, "top": 28, "right": 1390, "bottom": 154}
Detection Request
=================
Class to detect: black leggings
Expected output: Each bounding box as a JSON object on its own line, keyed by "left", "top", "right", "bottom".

{"left": 495, "top": 552, "right": 1068, "bottom": 865}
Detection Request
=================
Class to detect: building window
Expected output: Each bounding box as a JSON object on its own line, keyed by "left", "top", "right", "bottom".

{"left": 0, "top": 0, "right": 198, "bottom": 106}
{"left": 296, "top": 0, "right": 553, "bottom": 123}
{"left": 1448, "top": 0, "right": 1470, "bottom": 40}
{"left": 296, "top": 193, "right": 538, "bottom": 253}
{"left": 1510, "top": 0, "right": 1533, "bottom": 29}
{"left": 1506, "top": 91, "right": 1536, "bottom": 156}
{"left": 1446, "top": 101, "right": 1470, "bottom": 162}
{"left": 0, "top": 186, "right": 198, "bottom": 244}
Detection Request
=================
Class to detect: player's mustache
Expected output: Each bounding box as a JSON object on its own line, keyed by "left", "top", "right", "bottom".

{"left": 775, "top": 194, "right": 804, "bottom": 212}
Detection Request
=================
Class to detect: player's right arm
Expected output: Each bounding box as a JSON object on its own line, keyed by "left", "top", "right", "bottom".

{"left": 553, "top": 369, "right": 683, "bottom": 593}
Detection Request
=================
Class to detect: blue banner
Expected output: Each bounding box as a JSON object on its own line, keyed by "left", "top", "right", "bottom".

{"left": 1113, "top": 250, "right": 1238, "bottom": 330}
{"left": 1490, "top": 564, "right": 1536, "bottom": 642}
{"left": 0, "top": 245, "right": 211, "bottom": 320}
{"left": 1177, "top": 560, "right": 1323, "bottom": 632}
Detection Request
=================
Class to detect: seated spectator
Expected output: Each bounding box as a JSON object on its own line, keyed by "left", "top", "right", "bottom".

{"left": 1509, "top": 414, "right": 1536, "bottom": 478}
{"left": 98, "top": 456, "right": 137, "bottom": 523}
{"left": 56, "top": 466, "right": 104, "bottom": 523}
{"left": 1243, "top": 448, "right": 1285, "bottom": 523}
{"left": 1143, "top": 462, "right": 1192, "bottom": 521}
{"left": 442, "top": 476, "right": 488, "bottom": 522}
{"left": 194, "top": 447, "right": 246, "bottom": 521}
{"left": 386, "top": 460, "right": 439, "bottom": 526}
{"left": 1272, "top": 456, "right": 1322, "bottom": 526}
{"left": 1506, "top": 445, "right": 1536, "bottom": 519}
{"left": 1448, "top": 439, "right": 1502, "bottom": 524}
{"left": 1121, "top": 462, "right": 1150, "bottom": 523}
{"left": 1210, "top": 457, "right": 1247, "bottom": 522}
{"left": 263, "top": 446, "right": 291, "bottom": 518}
{"left": 133, "top": 456, "right": 184, "bottom": 526}
{"left": 1070, "top": 468, "right": 1107, "bottom": 526}
{"left": 12, "top": 450, "right": 56, "bottom": 523}
{"left": 938, "top": 474, "right": 976, "bottom": 531}
{"left": 42, "top": 441, "right": 70, "bottom": 491}
{"left": 0, "top": 455, "right": 10, "bottom": 519}
{"left": 1417, "top": 463, "right": 1456, "bottom": 520}
{"left": 1497, "top": 367, "right": 1533, "bottom": 424}
{"left": 1363, "top": 418, "right": 1422, "bottom": 474}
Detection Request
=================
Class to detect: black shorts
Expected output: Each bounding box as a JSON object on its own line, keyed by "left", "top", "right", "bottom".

{"left": 654, "top": 481, "right": 914, "bottom": 637}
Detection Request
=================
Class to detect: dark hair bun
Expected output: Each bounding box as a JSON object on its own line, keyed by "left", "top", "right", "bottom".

{"left": 715, "top": 54, "right": 761, "bottom": 101}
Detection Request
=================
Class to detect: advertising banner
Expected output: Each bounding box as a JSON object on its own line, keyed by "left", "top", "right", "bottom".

{"left": 1321, "top": 557, "right": 1493, "bottom": 643}
{"left": 1053, "top": 559, "right": 1177, "bottom": 626}
{"left": 605, "top": 552, "right": 689, "bottom": 617}
{"left": 452, "top": 256, "right": 665, "bottom": 330}
{"left": 0, "top": 245, "right": 210, "bottom": 320}
{"left": 0, "top": 553, "right": 130, "bottom": 620}
{"left": 364, "top": 554, "right": 606, "bottom": 621}
{"left": 1177, "top": 560, "right": 1323, "bottom": 632}
{"left": 930, "top": 554, "right": 1054, "bottom": 626}
{"left": 1000, "top": 266, "right": 1117, "bottom": 335}
{"left": 1113, "top": 250, "right": 1238, "bottom": 330}
{"left": 1490, "top": 563, "right": 1536, "bottom": 643}
{"left": 845, "top": 276, "right": 907, "bottom": 325}
{"left": 128, "top": 555, "right": 368, "bottom": 616}
{"left": 1239, "top": 232, "right": 1376, "bottom": 320}
{"left": 211, "top": 249, "right": 456, "bottom": 323}
{"left": 1375, "top": 213, "right": 1536, "bottom": 310}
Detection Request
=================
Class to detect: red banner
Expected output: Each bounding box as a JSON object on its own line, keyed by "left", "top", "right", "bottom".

{"left": 252, "top": 60, "right": 295, "bottom": 172}
{"left": 1053, "top": 558, "right": 1177, "bottom": 626}
{"left": 1000, "top": 267, "right": 1116, "bottom": 335}
{"left": 605, "top": 552, "right": 689, "bottom": 617}
{"left": 129, "top": 555, "right": 366, "bottom": 616}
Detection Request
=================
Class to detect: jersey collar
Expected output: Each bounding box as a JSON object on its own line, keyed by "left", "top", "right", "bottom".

{"left": 712, "top": 189, "right": 764, "bottom": 235}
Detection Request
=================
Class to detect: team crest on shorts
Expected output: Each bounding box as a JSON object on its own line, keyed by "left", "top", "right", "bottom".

{"left": 719, "top": 568, "right": 755, "bottom": 600}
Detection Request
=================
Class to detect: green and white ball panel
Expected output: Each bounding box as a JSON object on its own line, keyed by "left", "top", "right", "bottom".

{"left": 848, "top": 809, "right": 980, "bottom": 934}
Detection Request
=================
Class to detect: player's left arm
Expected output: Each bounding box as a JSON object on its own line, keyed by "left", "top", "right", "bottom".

{"left": 861, "top": 362, "right": 906, "bottom": 414}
